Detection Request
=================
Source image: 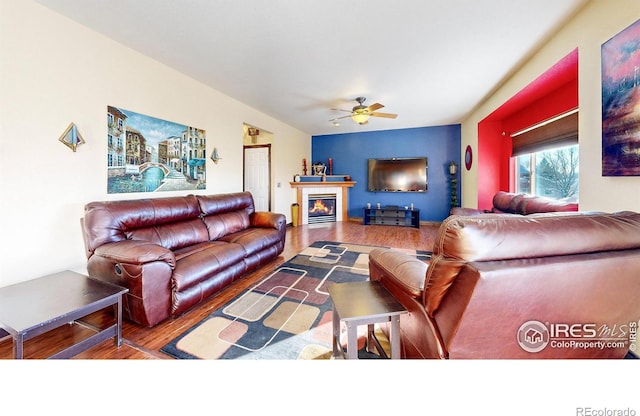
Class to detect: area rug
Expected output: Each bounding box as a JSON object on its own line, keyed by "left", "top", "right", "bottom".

{"left": 160, "top": 241, "right": 431, "bottom": 360}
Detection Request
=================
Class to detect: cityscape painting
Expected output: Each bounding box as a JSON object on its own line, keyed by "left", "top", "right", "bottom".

{"left": 107, "top": 106, "right": 206, "bottom": 193}
{"left": 602, "top": 18, "right": 640, "bottom": 176}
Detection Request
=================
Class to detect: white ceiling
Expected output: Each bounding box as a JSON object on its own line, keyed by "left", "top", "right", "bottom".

{"left": 34, "top": 0, "right": 587, "bottom": 136}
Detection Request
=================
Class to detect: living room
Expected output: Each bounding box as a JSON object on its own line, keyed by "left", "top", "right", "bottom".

{"left": 1, "top": 0, "right": 640, "bottom": 412}
{"left": 2, "top": 0, "right": 640, "bottom": 287}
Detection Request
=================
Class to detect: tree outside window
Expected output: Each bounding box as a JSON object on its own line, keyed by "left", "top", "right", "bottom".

{"left": 516, "top": 144, "right": 579, "bottom": 202}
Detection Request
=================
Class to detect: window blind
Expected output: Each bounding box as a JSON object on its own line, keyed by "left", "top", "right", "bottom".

{"left": 511, "top": 110, "right": 578, "bottom": 156}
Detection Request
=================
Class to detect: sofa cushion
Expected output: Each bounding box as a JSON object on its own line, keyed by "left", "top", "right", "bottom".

{"left": 172, "top": 241, "right": 246, "bottom": 291}
{"left": 83, "top": 195, "right": 206, "bottom": 252}
{"left": 203, "top": 211, "right": 251, "bottom": 240}
{"left": 220, "top": 227, "right": 284, "bottom": 256}
{"left": 126, "top": 218, "right": 210, "bottom": 251}
{"left": 520, "top": 195, "right": 578, "bottom": 214}
{"left": 198, "top": 193, "right": 254, "bottom": 240}
{"left": 508, "top": 194, "right": 525, "bottom": 213}
{"left": 489, "top": 191, "right": 578, "bottom": 215}
{"left": 492, "top": 191, "right": 517, "bottom": 213}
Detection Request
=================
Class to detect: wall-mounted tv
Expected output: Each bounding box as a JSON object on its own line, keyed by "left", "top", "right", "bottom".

{"left": 367, "top": 157, "right": 428, "bottom": 192}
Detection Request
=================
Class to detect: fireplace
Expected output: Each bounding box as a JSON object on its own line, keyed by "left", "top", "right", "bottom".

{"left": 289, "top": 181, "right": 355, "bottom": 225}
{"left": 307, "top": 194, "right": 337, "bottom": 224}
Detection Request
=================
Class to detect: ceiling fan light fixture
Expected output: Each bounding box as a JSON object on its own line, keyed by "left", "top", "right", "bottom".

{"left": 351, "top": 113, "right": 369, "bottom": 124}
{"left": 329, "top": 97, "right": 395, "bottom": 126}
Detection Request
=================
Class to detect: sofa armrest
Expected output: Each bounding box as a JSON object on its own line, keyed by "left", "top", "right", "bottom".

{"left": 250, "top": 211, "right": 286, "bottom": 231}
{"left": 93, "top": 240, "right": 176, "bottom": 268}
{"left": 369, "top": 248, "right": 428, "bottom": 298}
{"left": 88, "top": 240, "right": 175, "bottom": 327}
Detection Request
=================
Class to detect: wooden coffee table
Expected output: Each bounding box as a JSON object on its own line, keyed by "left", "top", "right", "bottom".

{"left": 0, "top": 270, "right": 128, "bottom": 359}
{"left": 328, "top": 280, "right": 407, "bottom": 359}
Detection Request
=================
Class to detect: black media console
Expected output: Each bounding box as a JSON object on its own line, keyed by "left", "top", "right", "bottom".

{"left": 363, "top": 207, "right": 420, "bottom": 228}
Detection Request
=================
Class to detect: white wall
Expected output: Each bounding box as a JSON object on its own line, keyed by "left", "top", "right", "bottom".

{"left": 460, "top": 0, "right": 640, "bottom": 213}
{"left": 0, "top": 1, "right": 310, "bottom": 286}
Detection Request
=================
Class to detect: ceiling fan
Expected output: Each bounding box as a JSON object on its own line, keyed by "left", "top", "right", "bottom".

{"left": 330, "top": 97, "right": 398, "bottom": 125}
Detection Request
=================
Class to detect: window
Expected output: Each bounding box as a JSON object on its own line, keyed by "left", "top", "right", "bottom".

{"left": 516, "top": 144, "right": 579, "bottom": 202}
{"left": 512, "top": 110, "right": 579, "bottom": 202}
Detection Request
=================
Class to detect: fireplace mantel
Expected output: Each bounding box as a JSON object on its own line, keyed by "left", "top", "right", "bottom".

{"left": 290, "top": 181, "right": 356, "bottom": 225}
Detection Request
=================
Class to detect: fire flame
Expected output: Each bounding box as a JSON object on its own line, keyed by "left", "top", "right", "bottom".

{"left": 309, "top": 199, "right": 334, "bottom": 214}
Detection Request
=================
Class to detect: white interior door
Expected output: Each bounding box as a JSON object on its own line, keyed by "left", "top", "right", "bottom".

{"left": 244, "top": 145, "right": 271, "bottom": 211}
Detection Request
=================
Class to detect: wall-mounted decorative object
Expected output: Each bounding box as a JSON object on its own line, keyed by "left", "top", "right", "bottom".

{"left": 106, "top": 106, "right": 206, "bottom": 193}
{"left": 247, "top": 127, "right": 260, "bottom": 144}
{"left": 59, "top": 122, "right": 85, "bottom": 152}
{"left": 465, "top": 145, "right": 473, "bottom": 170}
{"left": 210, "top": 147, "right": 222, "bottom": 164}
{"left": 602, "top": 17, "right": 640, "bottom": 176}
{"left": 448, "top": 161, "right": 459, "bottom": 208}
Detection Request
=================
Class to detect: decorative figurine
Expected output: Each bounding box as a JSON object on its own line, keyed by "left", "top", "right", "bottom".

{"left": 312, "top": 162, "right": 326, "bottom": 176}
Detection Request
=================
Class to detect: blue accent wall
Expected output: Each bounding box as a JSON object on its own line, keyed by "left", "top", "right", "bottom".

{"left": 312, "top": 125, "right": 461, "bottom": 222}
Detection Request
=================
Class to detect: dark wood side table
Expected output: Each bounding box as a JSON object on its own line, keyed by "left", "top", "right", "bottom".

{"left": 328, "top": 280, "right": 407, "bottom": 359}
{"left": 0, "top": 270, "right": 128, "bottom": 359}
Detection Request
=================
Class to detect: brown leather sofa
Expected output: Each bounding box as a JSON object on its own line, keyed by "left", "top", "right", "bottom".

{"left": 81, "top": 192, "right": 286, "bottom": 327}
{"left": 369, "top": 211, "right": 640, "bottom": 358}
{"left": 450, "top": 191, "right": 579, "bottom": 216}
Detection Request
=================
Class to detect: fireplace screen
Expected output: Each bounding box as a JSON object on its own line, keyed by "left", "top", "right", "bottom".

{"left": 307, "top": 194, "right": 337, "bottom": 224}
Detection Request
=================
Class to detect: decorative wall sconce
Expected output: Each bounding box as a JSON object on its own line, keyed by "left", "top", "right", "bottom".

{"left": 448, "top": 161, "right": 458, "bottom": 175}
{"left": 58, "top": 122, "right": 85, "bottom": 152}
{"left": 210, "top": 147, "right": 222, "bottom": 164}
{"left": 449, "top": 161, "right": 459, "bottom": 208}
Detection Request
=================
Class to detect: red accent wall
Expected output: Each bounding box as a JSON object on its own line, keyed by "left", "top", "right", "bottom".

{"left": 501, "top": 79, "right": 578, "bottom": 135}
{"left": 476, "top": 48, "right": 578, "bottom": 209}
{"left": 477, "top": 121, "right": 503, "bottom": 210}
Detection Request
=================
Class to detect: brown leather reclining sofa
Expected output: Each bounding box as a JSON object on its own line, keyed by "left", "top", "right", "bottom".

{"left": 81, "top": 192, "right": 286, "bottom": 327}
{"left": 369, "top": 211, "right": 640, "bottom": 358}
{"left": 451, "top": 190, "right": 579, "bottom": 216}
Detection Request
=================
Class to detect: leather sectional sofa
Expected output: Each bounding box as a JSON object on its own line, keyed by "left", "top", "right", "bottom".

{"left": 451, "top": 191, "right": 578, "bottom": 216}
{"left": 369, "top": 211, "right": 640, "bottom": 359}
{"left": 81, "top": 192, "right": 286, "bottom": 327}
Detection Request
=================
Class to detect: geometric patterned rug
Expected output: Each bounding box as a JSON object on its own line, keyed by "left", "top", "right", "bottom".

{"left": 160, "top": 241, "right": 431, "bottom": 360}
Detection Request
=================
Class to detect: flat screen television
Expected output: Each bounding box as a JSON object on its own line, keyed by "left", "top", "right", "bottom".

{"left": 367, "top": 157, "right": 428, "bottom": 192}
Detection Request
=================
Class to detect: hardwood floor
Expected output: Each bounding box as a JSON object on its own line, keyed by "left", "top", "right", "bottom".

{"left": 0, "top": 220, "right": 440, "bottom": 360}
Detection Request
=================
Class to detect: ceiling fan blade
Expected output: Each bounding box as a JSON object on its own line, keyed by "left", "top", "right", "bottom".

{"left": 329, "top": 114, "right": 354, "bottom": 121}
{"left": 367, "top": 103, "right": 384, "bottom": 112}
{"left": 330, "top": 108, "right": 353, "bottom": 113}
{"left": 370, "top": 112, "right": 398, "bottom": 119}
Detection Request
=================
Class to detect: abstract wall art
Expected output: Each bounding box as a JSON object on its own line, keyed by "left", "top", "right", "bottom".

{"left": 602, "top": 18, "right": 640, "bottom": 176}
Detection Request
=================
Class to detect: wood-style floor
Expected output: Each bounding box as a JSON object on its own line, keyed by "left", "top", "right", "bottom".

{"left": 0, "top": 220, "right": 440, "bottom": 360}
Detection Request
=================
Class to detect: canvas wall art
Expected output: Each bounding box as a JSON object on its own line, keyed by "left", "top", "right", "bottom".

{"left": 602, "top": 18, "right": 640, "bottom": 176}
{"left": 107, "top": 106, "right": 206, "bottom": 193}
